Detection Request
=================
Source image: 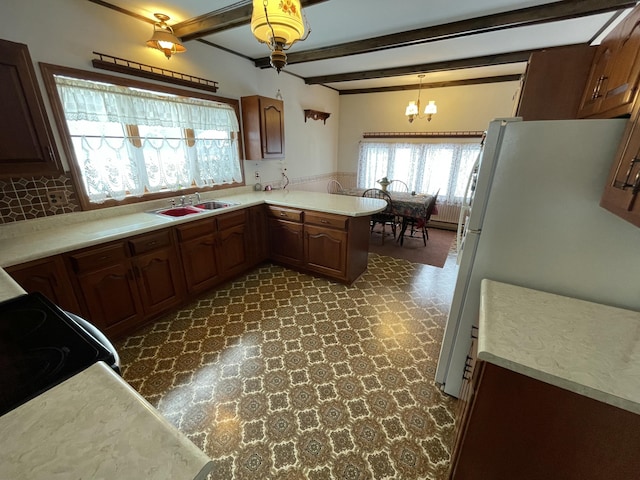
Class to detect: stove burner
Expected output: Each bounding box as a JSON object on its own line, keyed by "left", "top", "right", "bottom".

{"left": 0, "top": 293, "right": 116, "bottom": 416}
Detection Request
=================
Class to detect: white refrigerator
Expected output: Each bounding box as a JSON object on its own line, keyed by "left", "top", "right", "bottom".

{"left": 435, "top": 117, "right": 640, "bottom": 398}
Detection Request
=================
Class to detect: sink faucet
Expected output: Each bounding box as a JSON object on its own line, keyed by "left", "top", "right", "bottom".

{"left": 180, "top": 195, "right": 186, "bottom": 206}
{"left": 195, "top": 192, "right": 201, "bottom": 204}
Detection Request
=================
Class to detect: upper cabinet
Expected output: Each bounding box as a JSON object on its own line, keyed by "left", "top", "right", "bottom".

{"left": 578, "top": 7, "right": 640, "bottom": 119}
{"left": 0, "top": 39, "right": 62, "bottom": 178}
{"left": 241, "top": 95, "right": 285, "bottom": 160}
{"left": 516, "top": 44, "right": 595, "bottom": 120}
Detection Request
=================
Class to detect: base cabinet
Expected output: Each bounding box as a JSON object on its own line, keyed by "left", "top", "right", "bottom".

{"left": 267, "top": 206, "right": 305, "bottom": 267}
{"left": 449, "top": 361, "right": 640, "bottom": 480}
{"left": 6, "top": 256, "right": 80, "bottom": 314}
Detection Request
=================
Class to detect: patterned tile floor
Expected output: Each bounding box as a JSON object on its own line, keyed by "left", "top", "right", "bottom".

{"left": 116, "top": 243, "right": 460, "bottom": 479}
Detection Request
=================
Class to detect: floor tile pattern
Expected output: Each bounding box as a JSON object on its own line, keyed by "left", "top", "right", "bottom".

{"left": 116, "top": 249, "right": 459, "bottom": 479}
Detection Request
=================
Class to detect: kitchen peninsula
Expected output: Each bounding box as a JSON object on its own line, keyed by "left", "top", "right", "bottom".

{"left": 0, "top": 189, "right": 385, "bottom": 479}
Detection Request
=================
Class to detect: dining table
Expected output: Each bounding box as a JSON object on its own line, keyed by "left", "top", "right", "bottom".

{"left": 339, "top": 188, "right": 435, "bottom": 245}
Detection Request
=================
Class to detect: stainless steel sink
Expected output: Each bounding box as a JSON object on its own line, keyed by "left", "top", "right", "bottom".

{"left": 194, "top": 201, "right": 239, "bottom": 210}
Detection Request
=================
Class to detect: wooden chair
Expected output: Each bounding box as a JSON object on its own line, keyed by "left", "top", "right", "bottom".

{"left": 327, "top": 179, "right": 344, "bottom": 194}
{"left": 399, "top": 189, "right": 439, "bottom": 246}
{"left": 388, "top": 180, "right": 409, "bottom": 192}
{"left": 362, "top": 188, "right": 396, "bottom": 244}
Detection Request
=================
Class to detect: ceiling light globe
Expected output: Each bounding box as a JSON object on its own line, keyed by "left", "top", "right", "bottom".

{"left": 251, "top": 0, "right": 305, "bottom": 46}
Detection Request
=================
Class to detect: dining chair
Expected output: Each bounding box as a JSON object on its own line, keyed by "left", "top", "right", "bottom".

{"left": 388, "top": 180, "right": 409, "bottom": 192}
{"left": 362, "top": 188, "right": 396, "bottom": 244}
{"left": 399, "top": 189, "right": 440, "bottom": 246}
{"left": 326, "top": 179, "right": 344, "bottom": 194}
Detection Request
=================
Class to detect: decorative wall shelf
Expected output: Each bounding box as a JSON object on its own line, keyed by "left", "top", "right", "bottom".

{"left": 304, "top": 109, "right": 331, "bottom": 124}
{"left": 91, "top": 52, "right": 219, "bottom": 93}
{"left": 363, "top": 131, "right": 484, "bottom": 139}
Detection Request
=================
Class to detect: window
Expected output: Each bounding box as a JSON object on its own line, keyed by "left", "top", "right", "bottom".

{"left": 42, "top": 65, "right": 243, "bottom": 207}
{"left": 357, "top": 141, "right": 481, "bottom": 205}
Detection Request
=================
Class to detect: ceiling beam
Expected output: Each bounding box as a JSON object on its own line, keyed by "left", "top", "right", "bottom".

{"left": 173, "top": 0, "right": 330, "bottom": 42}
{"left": 305, "top": 49, "right": 535, "bottom": 85}
{"left": 338, "top": 74, "right": 523, "bottom": 95}
{"left": 254, "top": 0, "right": 636, "bottom": 67}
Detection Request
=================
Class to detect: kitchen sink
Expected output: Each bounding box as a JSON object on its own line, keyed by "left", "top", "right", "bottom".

{"left": 152, "top": 206, "right": 205, "bottom": 217}
{"left": 194, "top": 201, "right": 239, "bottom": 210}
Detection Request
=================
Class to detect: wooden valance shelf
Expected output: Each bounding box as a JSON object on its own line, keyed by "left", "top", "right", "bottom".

{"left": 91, "top": 52, "right": 219, "bottom": 93}
{"left": 364, "top": 131, "right": 484, "bottom": 139}
{"left": 304, "top": 109, "right": 331, "bottom": 124}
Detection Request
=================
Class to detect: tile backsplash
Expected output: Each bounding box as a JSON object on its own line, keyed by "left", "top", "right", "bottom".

{"left": 0, "top": 174, "right": 79, "bottom": 224}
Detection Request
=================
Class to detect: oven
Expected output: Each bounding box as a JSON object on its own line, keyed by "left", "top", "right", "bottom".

{"left": 0, "top": 292, "right": 120, "bottom": 416}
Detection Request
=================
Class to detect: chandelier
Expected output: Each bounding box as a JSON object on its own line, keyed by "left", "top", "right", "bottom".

{"left": 405, "top": 74, "right": 437, "bottom": 122}
{"left": 251, "top": 0, "right": 310, "bottom": 73}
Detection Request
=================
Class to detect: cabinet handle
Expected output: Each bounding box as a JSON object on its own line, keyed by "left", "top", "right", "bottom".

{"left": 99, "top": 255, "right": 111, "bottom": 261}
{"left": 471, "top": 325, "right": 479, "bottom": 339}
{"left": 320, "top": 219, "right": 329, "bottom": 224}
{"left": 622, "top": 157, "right": 640, "bottom": 190}
{"left": 280, "top": 212, "right": 288, "bottom": 217}
{"left": 146, "top": 241, "right": 157, "bottom": 247}
{"left": 592, "top": 75, "right": 607, "bottom": 100}
{"left": 48, "top": 146, "right": 55, "bottom": 161}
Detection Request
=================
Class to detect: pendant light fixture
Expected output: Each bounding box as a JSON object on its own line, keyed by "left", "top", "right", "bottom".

{"left": 405, "top": 74, "right": 438, "bottom": 122}
{"left": 251, "top": 0, "right": 310, "bottom": 73}
{"left": 146, "top": 13, "right": 186, "bottom": 60}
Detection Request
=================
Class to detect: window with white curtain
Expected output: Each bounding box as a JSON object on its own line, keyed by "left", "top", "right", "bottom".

{"left": 53, "top": 75, "right": 242, "bottom": 204}
{"left": 357, "top": 141, "right": 482, "bottom": 205}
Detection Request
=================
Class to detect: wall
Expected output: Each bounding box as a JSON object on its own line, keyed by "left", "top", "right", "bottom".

{"left": 0, "top": 0, "right": 339, "bottom": 222}
{"left": 337, "top": 82, "right": 520, "bottom": 186}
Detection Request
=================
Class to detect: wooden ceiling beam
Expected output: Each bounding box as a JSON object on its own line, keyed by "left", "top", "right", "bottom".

{"left": 305, "top": 49, "right": 535, "bottom": 84}
{"left": 254, "top": 0, "right": 636, "bottom": 67}
{"left": 338, "top": 74, "right": 523, "bottom": 95}
{"left": 173, "top": 0, "right": 330, "bottom": 42}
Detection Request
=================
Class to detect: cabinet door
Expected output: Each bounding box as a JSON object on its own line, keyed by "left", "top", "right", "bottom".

{"left": 268, "top": 217, "right": 304, "bottom": 266}
{"left": 597, "top": 8, "right": 640, "bottom": 116}
{"left": 76, "top": 262, "right": 144, "bottom": 337}
{"left": 248, "top": 204, "right": 268, "bottom": 266}
{"left": 217, "top": 223, "right": 249, "bottom": 277}
{"left": 241, "top": 95, "right": 285, "bottom": 160}
{"left": 578, "top": 41, "right": 615, "bottom": 118}
{"left": 6, "top": 256, "right": 80, "bottom": 314}
{"left": 133, "top": 247, "right": 185, "bottom": 317}
{"left": 0, "top": 39, "right": 62, "bottom": 177}
{"left": 304, "top": 224, "right": 348, "bottom": 279}
{"left": 180, "top": 233, "right": 221, "bottom": 294}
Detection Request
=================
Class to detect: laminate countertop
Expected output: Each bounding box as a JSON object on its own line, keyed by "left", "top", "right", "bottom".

{"left": 479, "top": 279, "right": 640, "bottom": 415}
{"left": 0, "top": 362, "right": 213, "bottom": 480}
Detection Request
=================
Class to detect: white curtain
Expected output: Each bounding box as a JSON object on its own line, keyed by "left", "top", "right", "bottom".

{"left": 55, "top": 76, "right": 242, "bottom": 203}
{"left": 357, "top": 141, "right": 481, "bottom": 205}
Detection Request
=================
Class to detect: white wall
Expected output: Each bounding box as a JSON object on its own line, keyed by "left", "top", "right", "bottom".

{"left": 338, "top": 82, "right": 520, "bottom": 177}
{"left": 2, "top": 0, "right": 339, "bottom": 190}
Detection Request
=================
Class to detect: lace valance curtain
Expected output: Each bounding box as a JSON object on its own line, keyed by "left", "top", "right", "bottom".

{"left": 357, "top": 141, "right": 481, "bottom": 205}
{"left": 54, "top": 76, "right": 242, "bottom": 203}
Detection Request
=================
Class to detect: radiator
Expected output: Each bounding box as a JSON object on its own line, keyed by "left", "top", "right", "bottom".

{"left": 431, "top": 203, "right": 461, "bottom": 225}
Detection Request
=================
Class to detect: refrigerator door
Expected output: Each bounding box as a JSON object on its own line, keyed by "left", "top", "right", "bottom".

{"left": 434, "top": 229, "right": 481, "bottom": 393}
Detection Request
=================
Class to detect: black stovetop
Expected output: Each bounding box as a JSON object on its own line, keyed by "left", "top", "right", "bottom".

{"left": 0, "top": 293, "right": 116, "bottom": 416}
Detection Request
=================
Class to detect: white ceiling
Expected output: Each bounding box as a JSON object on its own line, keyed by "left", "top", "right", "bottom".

{"left": 97, "top": 0, "right": 635, "bottom": 91}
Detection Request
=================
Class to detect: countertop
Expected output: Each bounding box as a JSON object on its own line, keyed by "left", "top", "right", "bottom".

{"left": 0, "top": 362, "right": 213, "bottom": 480}
{"left": 479, "top": 279, "right": 640, "bottom": 414}
{"left": 0, "top": 189, "right": 386, "bottom": 270}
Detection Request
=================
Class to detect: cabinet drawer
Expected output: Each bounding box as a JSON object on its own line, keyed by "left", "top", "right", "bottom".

{"left": 216, "top": 209, "right": 246, "bottom": 231}
{"left": 176, "top": 218, "right": 215, "bottom": 242}
{"left": 305, "top": 211, "right": 348, "bottom": 230}
{"left": 267, "top": 206, "right": 303, "bottom": 222}
{"left": 68, "top": 243, "right": 128, "bottom": 273}
{"left": 128, "top": 230, "right": 172, "bottom": 255}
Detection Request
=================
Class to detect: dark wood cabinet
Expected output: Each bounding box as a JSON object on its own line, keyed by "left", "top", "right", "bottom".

{"left": 516, "top": 44, "right": 595, "bottom": 120}
{"left": 578, "top": 6, "right": 640, "bottom": 119}
{"left": 176, "top": 209, "right": 250, "bottom": 294}
{"left": 0, "top": 39, "right": 62, "bottom": 178}
{"left": 6, "top": 256, "right": 80, "bottom": 314}
{"left": 449, "top": 361, "right": 640, "bottom": 480}
{"left": 247, "top": 204, "right": 268, "bottom": 266}
{"left": 267, "top": 206, "right": 304, "bottom": 267}
{"left": 66, "top": 229, "right": 184, "bottom": 338}
{"left": 241, "top": 95, "right": 285, "bottom": 160}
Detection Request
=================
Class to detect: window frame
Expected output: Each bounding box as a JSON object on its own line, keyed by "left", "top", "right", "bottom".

{"left": 39, "top": 63, "right": 245, "bottom": 211}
